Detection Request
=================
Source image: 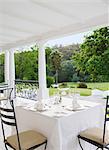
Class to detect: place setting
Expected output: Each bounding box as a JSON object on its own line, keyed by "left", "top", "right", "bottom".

{"left": 19, "top": 90, "right": 93, "bottom": 119}
{"left": 22, "top": 101, "right": 49, "bottom": 112}
{"left": 62, "top": 92, "right": 90, "bottom": 112}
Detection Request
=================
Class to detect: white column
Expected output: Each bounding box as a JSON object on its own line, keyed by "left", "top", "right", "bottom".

{"left": 38, "top": 43, "right": 49, "bottom": 101}
{"left": 5, "top": 50, "right": 9, "bottom": 84}
{"left": 9, "top": 50, "right": 15, "bottom": 98}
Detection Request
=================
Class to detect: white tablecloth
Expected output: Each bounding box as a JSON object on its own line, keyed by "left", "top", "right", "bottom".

{"left": 15, "top": 98, "right": 104, "bottom": 150}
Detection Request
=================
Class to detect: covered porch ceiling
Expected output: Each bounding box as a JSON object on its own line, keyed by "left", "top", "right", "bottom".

{"left": 0, "top": 0, "right": 108, "bottom": 51}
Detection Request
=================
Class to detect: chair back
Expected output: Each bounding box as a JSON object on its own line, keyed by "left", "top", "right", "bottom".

{"left": 0, "top": 100, "right": 21, "bottom": 149}
{"left": 103, "top": 95, "right": 109, "bottom": 143}
{"left": 6, "top": 87, "right": 13, "bottom": 100}
{"left": 0, "top": 87, "right": 13, "bottom": 102}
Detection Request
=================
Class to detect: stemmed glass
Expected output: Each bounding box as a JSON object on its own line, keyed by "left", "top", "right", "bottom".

{"left": 53, "top": 88, "right": 62, "bottom": 105}
{"left": 69, "top": 88, "right": 75, "bottom": 99}
{"left": 69, "top": 86, "right": 80, "bottom": 109}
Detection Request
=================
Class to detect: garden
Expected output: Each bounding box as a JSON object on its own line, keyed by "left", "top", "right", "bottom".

{"left": 0, "top": 27, "right": 109, "bottom": 99}
{"left": 49, "top": 82, "right": 109, "bottom": 96}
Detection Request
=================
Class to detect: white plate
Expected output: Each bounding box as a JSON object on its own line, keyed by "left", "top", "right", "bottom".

{"left": 36, "top": 108, "right": 48, "bottom": 112}
{"left": 65, "top": 106, "right": 85, "bottom": 111}
{"left": 23, "top": 106, "right": 48, "bottom": 112}
{"left": 53, "top": 114, "right": 64, "bottom": 118}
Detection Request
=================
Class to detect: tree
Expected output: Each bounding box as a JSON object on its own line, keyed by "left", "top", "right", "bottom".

{"left": 50, "top": 49, "right": 63, "bottom": 84}
{"left": 45, "top": 47, "right": 52, "bottom": 76}
{"left": 73, "top": 27, "right": 109, "bottom": 82}
{"left": 15, "top": 46, "right": 38, "bottom": 80}
{"left": 59, "top": 60, "right": 74, "bottom": 82}
{"left": 52, "top": 44, "right": 80, "bottom": 60}
{"left": 0, "top": 53, "right": 4, "bottom": 83}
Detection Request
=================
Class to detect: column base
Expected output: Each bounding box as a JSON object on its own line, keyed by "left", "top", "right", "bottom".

{"left": 37, "top": 88, "right": 49, "bottom": 101}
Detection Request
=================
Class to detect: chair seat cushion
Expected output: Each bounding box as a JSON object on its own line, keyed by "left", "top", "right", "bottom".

{"left": 79, "top": 127, "right": 109, "bottom": 145}
{"left": 6, "top": 130, "right": 47, "bottom": 150}
{"left": 0, "top": 96, "right": 7, "bottom": 101}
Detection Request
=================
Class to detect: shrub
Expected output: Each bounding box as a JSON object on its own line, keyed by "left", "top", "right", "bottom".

{"left": 47, "top": 76, "right": 54, "bottom": 88}
{"left": 77, "top": 82, "right": 87, "bottom": 88}
{"left": 59, "top": 82, "right": 68, "bottom": 88}
{"left": 69, "top": 85, "right": 75, "bottom": 88}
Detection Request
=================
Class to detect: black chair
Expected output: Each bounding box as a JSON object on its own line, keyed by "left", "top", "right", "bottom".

{"left": 0, "top": 87, "right": 13, "bottom": 101}
{"left": 78, "top": 96, "right": 109, "bottom": 150}
{"left": 0, "top": 100, "right": 47, "bottom": 150}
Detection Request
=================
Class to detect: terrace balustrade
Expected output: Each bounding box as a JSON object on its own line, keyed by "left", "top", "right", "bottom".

{"left": 15, "top": 79, "right": 38, "bottom": 100}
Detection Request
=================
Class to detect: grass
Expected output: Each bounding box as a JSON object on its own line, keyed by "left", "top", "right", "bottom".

{"left": 67, "top": 82, "right": 109, "bottom": 91}
{"left": 86, "top": 82, "right": 109, "bottom": 91}
{"left": 49, "top": 87, "right": 91, "bottom": 96}
{"left": 49, "top": 82, "right": 109, "bottom": 96}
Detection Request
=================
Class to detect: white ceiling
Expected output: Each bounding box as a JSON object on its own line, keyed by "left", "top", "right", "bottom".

{"left": 0, "top": 0, "right": 108, "bottom": 50}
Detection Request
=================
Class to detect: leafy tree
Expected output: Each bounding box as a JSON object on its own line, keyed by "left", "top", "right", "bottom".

{"left": 0, "top": 53, "right": 4, "bottom": 82}
{"left": 73, "top": 27, "right": 109, "bottom": 81}
{"left": 59, "top": 60, "right": 74, "bottom": 82}
{"left": 50, "top": 49, "right": 63, "bottom": 84}
{"left": 15, "top": 46, "right": 38, "bottom": 80}
{"left": 53, "top": 44, "right": 80, "bottom": 60}
{"left": 45, "top": 47, "right": 52, "bottom": 76}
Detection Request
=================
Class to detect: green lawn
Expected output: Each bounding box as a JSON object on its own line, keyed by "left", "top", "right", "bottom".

{"left": 67, "top": 82, "right": 109, "bottom": 90}
{"left": 49, "top": 82, "right": 109, "bottom": 96}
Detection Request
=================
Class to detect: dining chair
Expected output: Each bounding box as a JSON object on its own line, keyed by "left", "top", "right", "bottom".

{"left": 0, "top": 87, "right": 13, "bottom": 102}
{"left": 78, "top": 95, "right": 109, "bottom": 150}
{"left": 0, "top": 100, "right": 47, "bottom": 150}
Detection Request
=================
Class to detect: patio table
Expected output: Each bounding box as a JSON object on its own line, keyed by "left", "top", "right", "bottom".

{"left": 15, "top": 97, "right": 104, "bottom": 150}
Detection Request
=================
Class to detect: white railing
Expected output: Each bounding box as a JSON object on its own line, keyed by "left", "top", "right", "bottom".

{"left": 15, "top": 79, "right": 38, "bottom": 100}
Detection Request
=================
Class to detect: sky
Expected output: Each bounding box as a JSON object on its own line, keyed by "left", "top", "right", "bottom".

{"left": 46, "top": 31, "right": 92, "bottom": 47}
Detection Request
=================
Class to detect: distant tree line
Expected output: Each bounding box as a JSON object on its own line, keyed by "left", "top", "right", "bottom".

{"left": 0, "top": 26, "right": 109, "bottom": 86}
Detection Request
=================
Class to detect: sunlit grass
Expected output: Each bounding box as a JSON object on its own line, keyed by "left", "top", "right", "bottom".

{"left": 49, "top": 82, "right": 109, "bottom": 96}
{"left": 49, "top": 87, "right": 91, "bottom": 96}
